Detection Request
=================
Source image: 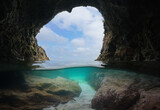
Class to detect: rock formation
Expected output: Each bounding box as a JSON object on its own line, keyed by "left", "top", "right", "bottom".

{"left": 0, "top": 0, "right": 160, "bottom": 63}
{"left": 97, "top": 1, "right": 160, "bottom": 63}
{"left": 90, "top": 71, "right": 160, "bottom": 110}
{"left": 0, "top": 76, "right": 81, "bottom": 110}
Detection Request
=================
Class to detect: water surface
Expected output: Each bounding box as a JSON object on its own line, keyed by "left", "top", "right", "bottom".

{"left": 1, "top": 61, "right": 159, "bottom": 110}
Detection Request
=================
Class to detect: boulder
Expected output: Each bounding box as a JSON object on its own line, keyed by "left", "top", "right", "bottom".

{"left": 91, "top": 71, "right": 160, "bottom": 110}
{"left": 0, "top": 76, "right": 81, "bottom": 110}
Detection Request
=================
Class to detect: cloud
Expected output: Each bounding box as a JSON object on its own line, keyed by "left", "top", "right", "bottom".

{"left": 71, "top": 38, "right": 85, "bottom": 47}
{"left": 52, "top": 6, "right": 104, "bottom": 50}
{"left": 53, "top": 7, "right": 93, "bottom": 30}
{"left": 36, "top": 26, "right": 68, "bottom": 44}
{"left": 74, "top": 47, "right": 90, "bottom": 53}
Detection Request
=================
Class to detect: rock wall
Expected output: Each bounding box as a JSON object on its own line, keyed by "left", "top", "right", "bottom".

{"left": 97, "top": 0, "right": 160, "bottom": 63}
{"left": 1, "top": 0, "right": 160, "bottom": 62}
{"left": 0, "top": 0, "right": 50, "bottom": 61}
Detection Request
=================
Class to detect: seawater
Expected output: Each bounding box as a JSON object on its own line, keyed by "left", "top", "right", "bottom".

{"left": 43, "top": 82, "right": 96, "bottom": 110}
{"left": 28, "top": 66, "right": 138, "bottom": 83}
{"left": 1, "top": 64, "right": 159, "bottom": 110}
{"left": 27, "top": 66, "right": 107, "bottom": 110}
{"left": 28, "top": 66, "right": 105, "bottom": 82}
{"left": 26, "top": 66, "right": 139, "bottom": 110}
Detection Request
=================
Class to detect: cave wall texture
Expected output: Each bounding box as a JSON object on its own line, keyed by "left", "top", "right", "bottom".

{"left": 0, "top": 0, "right": 160, "bottom": 63}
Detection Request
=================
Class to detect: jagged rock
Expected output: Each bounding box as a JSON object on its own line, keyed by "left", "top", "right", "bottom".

{"left": 90, "top": 71, "right": 160, "bottom": 110}
{"left": 0, "top": 76, "right": 81, "bottom": 110}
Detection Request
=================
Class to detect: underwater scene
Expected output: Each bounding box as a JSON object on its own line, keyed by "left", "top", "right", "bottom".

{"left": 0, "top": 64, "right": 160, "bottom": 110}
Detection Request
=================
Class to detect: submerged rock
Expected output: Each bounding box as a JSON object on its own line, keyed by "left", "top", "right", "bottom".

{"left": 26, "top": 76, "right": 82, "bottom": 97}
{"left": 90, "top": 71, "right": 160, "bottom": 110}
{"left": 44, "top": 82, "right": 96, "bottom": 110}
{"left": 0, "top": 76, "right": 81, "bottom": 110}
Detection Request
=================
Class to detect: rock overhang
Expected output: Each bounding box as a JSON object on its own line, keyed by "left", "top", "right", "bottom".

{"left": 0, "top": 0, "right": 160, "bottom": 64}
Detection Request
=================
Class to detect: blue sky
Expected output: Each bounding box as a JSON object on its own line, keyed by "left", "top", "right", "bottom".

{"left": 36, "top": 6, "right": 104, "bottom": 65}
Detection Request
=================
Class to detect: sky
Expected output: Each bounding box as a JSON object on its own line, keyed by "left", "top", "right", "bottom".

{"left": 36, "top": 6, "right": 104, "bottom": 66}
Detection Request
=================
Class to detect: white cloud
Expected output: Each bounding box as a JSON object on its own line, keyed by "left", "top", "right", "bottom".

{"left": 52, "top": 6, "right": 104, "bottom": 56}
{"left": 36, "top": 26, "right": 68, "bottom": 44}
{"left": 71, "top": 38, "right": 85, "bottom": 47}
{"left": 74, "top": 47, "right": 90, "bottom": 53}
{"left": 53, "top": 7, "right": 94, "bottom": 30}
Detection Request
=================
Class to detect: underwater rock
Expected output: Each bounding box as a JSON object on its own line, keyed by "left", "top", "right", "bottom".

{"left": 44, "top": 82, "right": 96, "bottom": 110}
{"left": 26, "top": 76, "right": 82, "bottom": 97}
{"left": 0, "top": 76, "right": 81, "bottom": 110}
{"left": 130, "top": 88, "right": 160, "bottom": 110}
{"left": 90, "top": 71, "right": 160, "bottom": 110}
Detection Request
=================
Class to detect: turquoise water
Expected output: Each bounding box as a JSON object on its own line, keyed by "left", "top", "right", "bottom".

{"left": 27, "top": 66, "right": 140, "bottom": 110}
{"left": 27, "top": 66, "right": 106, "bottom": 110}
{"left": 26, "top": 66, "right": 138, "bottom": 84}
{"left": 27, "top": 66, "right": 104, "bottom": 82}
{"left": 1, "top": 65, "right": 159, "bottom": 110}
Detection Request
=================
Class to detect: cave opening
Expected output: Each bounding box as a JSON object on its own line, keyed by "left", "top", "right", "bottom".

{"left": 36, "top": 6, "right": 104, "bottom": 67}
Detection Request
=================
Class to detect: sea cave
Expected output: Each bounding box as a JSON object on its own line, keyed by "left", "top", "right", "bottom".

{"left": 0, "top": 0, "right": 160, "bottom": 110}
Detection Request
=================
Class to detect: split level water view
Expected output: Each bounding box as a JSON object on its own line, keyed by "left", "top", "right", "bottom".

{"left": 0, "top": 6, "right": 160, "bottom": 110}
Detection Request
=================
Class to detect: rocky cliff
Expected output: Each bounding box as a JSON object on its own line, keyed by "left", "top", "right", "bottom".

{"left": 1, "top": 0, "right": 160, "bottom": 62}
{"left": 0, "top": 0, "right": 49, "bottom": 61}
{"left": 97, "top": 1, "right": 160, "bottom": 63}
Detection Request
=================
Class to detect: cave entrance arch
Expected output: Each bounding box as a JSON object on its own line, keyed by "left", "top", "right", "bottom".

{"left": 1, "top": 0, "right": 159, "bottom": 65}
{"left": 36, "top": 6, "right": 104, "bottom": 65}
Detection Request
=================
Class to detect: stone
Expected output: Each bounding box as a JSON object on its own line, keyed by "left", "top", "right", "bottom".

{"left": 0, "top": 75, "right": 81, "bottom": 110}
{"left": 26, "top": 76, "right": 82, "bottom": 97}
{"left": 90, "top": 71, "right": 160, "bottom": 110}
{"left": 130, "top": 88, "right": 160, "bottom": 110}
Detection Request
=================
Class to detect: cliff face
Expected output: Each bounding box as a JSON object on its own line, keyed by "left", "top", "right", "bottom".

{"left": 0, "top": 0, "right": 49, "bottom": 61}
{"left": 0, "top": 0, "right": 160, "bottom": 62}
{"left": 97, "top": 1, "right": 160, "bottom": 63}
